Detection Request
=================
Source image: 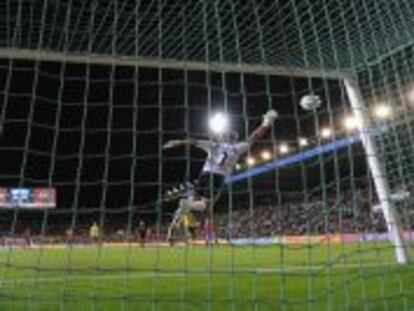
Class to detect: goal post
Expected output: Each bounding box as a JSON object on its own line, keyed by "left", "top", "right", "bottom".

{"left": 344, "top": 77, "right": 409, "bottom": 264}
{"left": 0, "top": 47, "right": 409, "bottom": 266}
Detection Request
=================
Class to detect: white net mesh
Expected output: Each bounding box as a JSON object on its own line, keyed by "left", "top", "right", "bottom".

{"left": 0, "top": 1, "right": 413, "bottom": 310}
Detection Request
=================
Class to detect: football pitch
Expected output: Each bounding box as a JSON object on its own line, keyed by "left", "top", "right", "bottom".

{"left": 0, "top": 242, "right": 413, "bottom": 311}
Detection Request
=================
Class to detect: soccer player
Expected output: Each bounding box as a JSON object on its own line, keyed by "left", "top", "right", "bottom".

{"left": 89, "top": 222, "right": 100, "bottom": 245}
{"left": 182, "top": 211, "right": 198, "bottom": 242}
{"left": 137, "top": 220, "right": 147, "bottom": 247}
{"left": 65, "top": 227, "right": 74, "bottom": 245}
{"left": 23, "top": 227, "right": 32, "bottom": 250}
{"left": 167, "top": 211, "right": 198, "bottom": 246}
{"left": 203, "top": 218, "right": 218, "bottom": 246}
{"left": 166, "top": 194, "right": 205, "bottom": 244}
{"left": 164, "top": 109, "right": 277, "bottom": 241}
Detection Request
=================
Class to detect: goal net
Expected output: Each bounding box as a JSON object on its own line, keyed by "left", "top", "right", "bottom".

{"left": 0, "top": 1, "right": 413, "bottom": 310}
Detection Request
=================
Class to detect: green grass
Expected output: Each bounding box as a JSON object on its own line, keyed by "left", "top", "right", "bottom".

{"left": 0, "top": 242, "right": 413, "bottom": 310}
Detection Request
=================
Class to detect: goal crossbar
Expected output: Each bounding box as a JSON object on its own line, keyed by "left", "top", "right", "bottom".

{"left": 0, "top": 48, "right": 354, "bottom": 80}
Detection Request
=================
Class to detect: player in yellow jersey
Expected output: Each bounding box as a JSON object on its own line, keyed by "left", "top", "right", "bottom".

{"left": 168, "top": 211, "right": 198, "bottom": 246}
{"left": 182, "top": 212, "right": 198, "bottom": 242}
{"left": 89, "top": 222, "right": 100, "bottom": 244}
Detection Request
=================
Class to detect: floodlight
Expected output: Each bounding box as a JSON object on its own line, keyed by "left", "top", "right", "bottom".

{"left": 279, "top": 143, "right": 289, "bottom": 154}
{"left": 298, "top": 137, "right": 308, "bottom": 147}
{"left": 343, "top": 115, "right": 358, "bottom": 131}
{"left": 246, "top": 157, "right": 256, "bottom": 166}
{"left": 260, "top": 150, "right": 272, "bottom": 160}
{"left": 407, "top": 87, "right": 414, "bottom": 104}
{"left": 373, "top": 104, "right": 392, "bottom": 119}
{"left": 209, "top": 112, "right": 229, "bottom": 134}
{"left": 320, "top": 127, "right": 332, "bottom": 139}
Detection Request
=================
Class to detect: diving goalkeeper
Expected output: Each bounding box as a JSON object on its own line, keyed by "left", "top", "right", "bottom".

{"left": 163, "top": 109, "right": 277, "bottom": 240}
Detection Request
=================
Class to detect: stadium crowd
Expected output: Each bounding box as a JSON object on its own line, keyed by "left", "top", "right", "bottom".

{"left": 218, "top": 187, "right": 414, "bottom": 238}
{"left": 1, "top": 187, "right": 414, "bottom": 246}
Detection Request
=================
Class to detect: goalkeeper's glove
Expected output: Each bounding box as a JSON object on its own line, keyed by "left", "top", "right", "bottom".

{"left": 262, "top": 109, "right": 278, "bottom": 127}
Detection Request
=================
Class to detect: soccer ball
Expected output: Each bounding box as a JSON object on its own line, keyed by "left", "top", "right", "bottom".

{"left": 299, "top": 94, "right": 322, "bottom": 111}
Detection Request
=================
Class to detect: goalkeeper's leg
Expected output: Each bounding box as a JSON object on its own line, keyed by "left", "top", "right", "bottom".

{"left": 178, "top": 196, "right": 207, "bottom": 212}
{"left": 194, "top": 173, "right": 225, "bottom": 214}
{"left": 167, "top": 208, "right": 183, "bottom": 243}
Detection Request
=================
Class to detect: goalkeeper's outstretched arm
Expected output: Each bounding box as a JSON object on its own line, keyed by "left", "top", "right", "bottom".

{"left": 247, "top": 109, "right": 277, "bottom": 145}
{"left": 163, "top": 139, "right": 211, "bottom": 151}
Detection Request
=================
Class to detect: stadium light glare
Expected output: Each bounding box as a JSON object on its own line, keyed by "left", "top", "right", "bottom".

{"left": 260, "top": 150, "right": 272, "bottom": 160}
{"left": 343, "top": 115, "right": 358, "bottom": 131}
{"left": 208, "top": 112, "right": 229, "bottom": 134}
{"left": 298, "top": 137, "right": 308, "bottom": 147}
{"left": 407, "top": 87, "right": 414, "bottom": 104}
{"left": 320, "top": 127, "right": 333, "bottom": 139}
{"left": 235, "top": 163, "right": 242, "bottom": 170}
{"left": 373, "top": 104, "right": 392, "bottom": 119}
{"left": 246, "top": 157, "right": 256, "bottom": 166}
{"left": 279, "top": 143, "right": 289, "bottom": 154}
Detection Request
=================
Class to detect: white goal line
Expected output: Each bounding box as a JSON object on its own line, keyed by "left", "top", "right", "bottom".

{"left": 0, "top": 262, "right": 396, "bottom": 285}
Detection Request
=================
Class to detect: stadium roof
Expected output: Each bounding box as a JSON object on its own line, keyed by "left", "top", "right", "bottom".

{"left": 1, "top": 0, "right": 413, "bottom": 76}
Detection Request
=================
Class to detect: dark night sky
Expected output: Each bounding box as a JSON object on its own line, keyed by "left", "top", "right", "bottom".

{"left": 0, "top": 58, "right": 369, "bottom": 229}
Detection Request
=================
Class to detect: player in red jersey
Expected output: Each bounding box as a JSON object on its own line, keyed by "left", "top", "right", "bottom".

{"left": 203, "top": 218, "right": 218, "bottom": 246}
